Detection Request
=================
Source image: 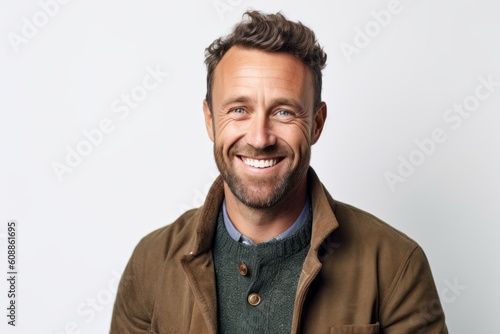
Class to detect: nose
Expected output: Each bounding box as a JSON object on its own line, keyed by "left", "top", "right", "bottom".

{"left": 245, "top": 113, "right": 276, "bottom": 149}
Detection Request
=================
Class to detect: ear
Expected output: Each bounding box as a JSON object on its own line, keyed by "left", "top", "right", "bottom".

{"left": 203, "top": 100, "right": 215, "bottom": 142}
{"left": 311, "top": 102, "right": 327, "bottom": 145}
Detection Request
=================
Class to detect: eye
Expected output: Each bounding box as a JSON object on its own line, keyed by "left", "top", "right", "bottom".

{"left": 231, "top": 107, "right": 246, "bottom": 115}
{"left": 276, "top": 109, "right": 294, "bottom": 119}
{"left": 277, "top": 110, "right": 291, "bottom": 116}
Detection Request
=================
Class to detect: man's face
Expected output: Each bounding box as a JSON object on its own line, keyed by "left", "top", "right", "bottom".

{"left": 203, "top": 46, "right": 326, "bottom": 209}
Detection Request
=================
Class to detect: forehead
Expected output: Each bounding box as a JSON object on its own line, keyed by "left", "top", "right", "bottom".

{"left": 211, "top": 46, "right": 314, "bottom": 106}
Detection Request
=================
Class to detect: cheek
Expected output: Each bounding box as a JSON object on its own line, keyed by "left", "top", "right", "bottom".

{"left": 214, "top": 119, "right": 243, "bottom": 149}
{"left": 279, "top": 122, "right": 313, "bottom": 149}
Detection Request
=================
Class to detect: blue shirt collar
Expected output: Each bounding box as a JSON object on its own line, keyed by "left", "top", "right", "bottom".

{"left": 222, "top": 197, "right": 311, "bottom": 246}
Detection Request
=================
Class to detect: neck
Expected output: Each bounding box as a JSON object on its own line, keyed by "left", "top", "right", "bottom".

{"left": 223, "top": 179, "right": 308, "bottom": 244}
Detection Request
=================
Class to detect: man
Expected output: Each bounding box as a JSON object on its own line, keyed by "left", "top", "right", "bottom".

{"left": 111, "top": 11, "right": 447, "bottom": 333}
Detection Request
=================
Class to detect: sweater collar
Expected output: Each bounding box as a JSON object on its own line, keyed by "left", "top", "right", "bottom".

{"left": 221, "top": 197, "right": 311, "bottom": 246}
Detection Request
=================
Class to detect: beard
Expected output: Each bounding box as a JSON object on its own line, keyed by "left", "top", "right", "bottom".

{"left": 214, "top": 142, "right": 310, "bottom": 209}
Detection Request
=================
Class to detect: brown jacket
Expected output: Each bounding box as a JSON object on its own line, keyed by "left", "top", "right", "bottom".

{"left": 111, "top": 169, "right": 447, "bottom": 333}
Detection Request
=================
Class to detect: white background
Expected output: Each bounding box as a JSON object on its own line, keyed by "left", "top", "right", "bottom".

{"left": 1, "top": 0, "right": 499, "bottom": 333}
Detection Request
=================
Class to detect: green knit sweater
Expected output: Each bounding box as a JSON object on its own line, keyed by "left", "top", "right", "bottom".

{"left": 213, "top": 211, "right": 312, "bottom": 333}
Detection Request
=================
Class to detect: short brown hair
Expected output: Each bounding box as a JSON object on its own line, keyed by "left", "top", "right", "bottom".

{"left": 204, "top": 10, "right": 327, "bottom": 111}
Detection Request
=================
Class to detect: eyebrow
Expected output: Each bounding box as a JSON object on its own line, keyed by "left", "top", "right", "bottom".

{"left": 271, "top": 98, "right": 306, "bottom": 112}
{"left": 220, "top": 96, "right": 251, "bottom": 110}
{"left": 220, "top": 96, "right": 306, "bottom": 112}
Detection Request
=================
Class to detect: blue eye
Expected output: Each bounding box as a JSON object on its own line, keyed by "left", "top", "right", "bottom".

{"left": 277, "top": 110, "right": 292, "bottom": 116}
{"left": 232, "top": 108, "right": 245, "bottom": 114}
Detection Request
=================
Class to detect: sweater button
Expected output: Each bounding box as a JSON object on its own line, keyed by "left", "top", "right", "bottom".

{"left": 247, "top": 293, "right": 261, "bottom": 306}
{"left": 238, "top": 263, "right": 248, "bottom": 276}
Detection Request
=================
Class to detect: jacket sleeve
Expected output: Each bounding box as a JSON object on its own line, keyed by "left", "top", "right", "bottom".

{"left": 380, "top": 246, "right": 448, "bottom": 333}
{"left": 110, "top": 246, "right": 152, "bottom": 333}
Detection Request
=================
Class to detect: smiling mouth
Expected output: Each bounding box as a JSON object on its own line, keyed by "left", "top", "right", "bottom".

{"left": 240, "top": 156, "right": 282, "bottom": 169}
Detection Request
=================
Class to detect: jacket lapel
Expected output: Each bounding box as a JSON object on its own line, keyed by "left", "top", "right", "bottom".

{"left": 291, "top": 168, "right": 340, "bottom": 333}
{"left": 179, "top": 176, "right": 224, "bottom": 334}
{"left": 180, "top": 252, "right": 218, "bottom": 334}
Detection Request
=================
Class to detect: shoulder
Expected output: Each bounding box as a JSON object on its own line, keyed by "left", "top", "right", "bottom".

{"left": 310, "top": 169, "right": 418, "bottom": 256}
{"left": 333, "top": 200, "right": 417, "bottom": 250}
{"left": 121, "top": 208, "right": 203, "bottom": 301}
{"left": 329, "top": 199, "right": 427, "bottom": 291}
{"left": 131, "top": 208, "right": 201, "bottom": 265}
{"left": 112, "top": 208, "right": 202, "bottom": 325}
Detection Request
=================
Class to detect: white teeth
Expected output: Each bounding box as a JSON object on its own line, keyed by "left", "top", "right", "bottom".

{"left": 243, "top": 158, "right": 278, "bottom": 168}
